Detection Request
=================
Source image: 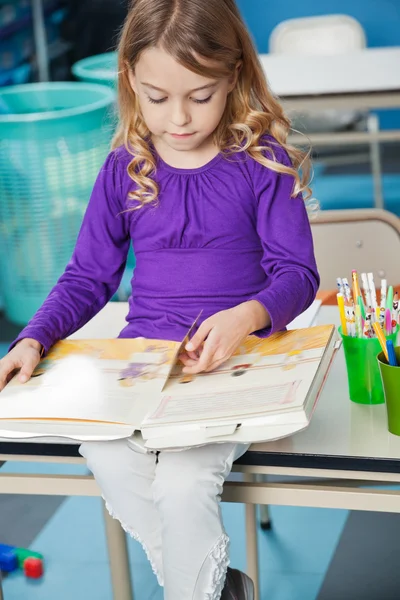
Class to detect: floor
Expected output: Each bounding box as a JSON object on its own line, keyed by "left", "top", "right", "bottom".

{"left": 0, "top": 456, "right": 350, "bottom": 600}
{"left": 3, "top": 454, "right": 400, "bottom": 599}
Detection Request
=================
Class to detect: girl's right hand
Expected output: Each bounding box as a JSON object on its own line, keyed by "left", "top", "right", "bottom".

{"left": 0, "top": 338, "right": 42, "bottom": 392}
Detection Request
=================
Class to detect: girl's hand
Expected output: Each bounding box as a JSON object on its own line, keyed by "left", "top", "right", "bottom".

{"left": 180, "top": 301, "right": 270, "bottom": 375}
{"left": 0, "top": 338, "right": 42, "bottom": 392}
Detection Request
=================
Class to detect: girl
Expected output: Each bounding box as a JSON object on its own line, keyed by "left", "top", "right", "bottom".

{"left": 0, "top": 0, "right": 319, "bottom": 597}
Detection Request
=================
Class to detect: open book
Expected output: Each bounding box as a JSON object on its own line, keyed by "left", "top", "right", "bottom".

{"left": 0, "top": 323, "right": 338, "bottom": 449}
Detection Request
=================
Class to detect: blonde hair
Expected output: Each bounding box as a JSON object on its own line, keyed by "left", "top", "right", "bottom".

{"left": 112, "top": 0, "right": 312, "bottom": 208}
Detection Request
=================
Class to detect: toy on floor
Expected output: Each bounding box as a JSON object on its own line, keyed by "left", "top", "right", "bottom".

{"left": 23, "top": 557, "right": 44, "bottom": 579}
{"left": 0, "top": 544, "right": 44, "bottom": 578}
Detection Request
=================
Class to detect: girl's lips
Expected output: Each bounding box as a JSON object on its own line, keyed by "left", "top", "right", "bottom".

{"left": 170, "top": 133, "right": 195, "bottom": 138}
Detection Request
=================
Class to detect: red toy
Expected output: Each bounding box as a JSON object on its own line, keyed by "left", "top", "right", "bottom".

{"left": 23, "top": 557, "right": 44, "bottom": 579}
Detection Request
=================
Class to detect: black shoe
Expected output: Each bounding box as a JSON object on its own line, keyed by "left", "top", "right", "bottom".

{"left": 221, "top": 568, "right": 255, "bottom": 599}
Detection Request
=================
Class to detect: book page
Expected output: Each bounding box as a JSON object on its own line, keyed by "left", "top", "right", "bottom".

{"left": 164, "top": 325, "right": 334, "bottom": 395}
{"left": 161, "top": 310, "right": 203, "bottom": 390}
{"left": 2, "top": 338, "right": 180, "bottom": 396}
{"left": 0, "top": 316, "right": 200, "bottom": 428}
{"left": 144, "top": 325, "right": 335, "bottom": 428}
{"left": 144, "top": 380, "right": 301, "bottom": 426}
{"left": 0, "top": 338, "right": 181, "bottom": 426}
{"left": 0, "top": 355, "right": 162, "bottom": 427}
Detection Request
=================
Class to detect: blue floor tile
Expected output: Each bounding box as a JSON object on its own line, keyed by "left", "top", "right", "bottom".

{"left": 257, "top": 505, "right": 348, "bottom": 575}
{"left": 3, "top": 496, "right": 158, "bottom": 600}
{"left": 2, "top": 492, "right": 348, "bottom": 600}
{"left": 221, "top": 501, "right": 248, "bottom": 572}
{"left": 146, "top": 502, "right": 348, "bottom": 600}
{"left": 260, "top": 571, "right": 323, "bottom": 600}
{"left": 4, "top": 560, "right": 156, "bottom": 600}
{"left": 0, "top": 460, "right": 87, "bottom": 476}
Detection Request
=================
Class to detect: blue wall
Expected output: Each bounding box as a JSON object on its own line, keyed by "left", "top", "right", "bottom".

{"left": 237, "top": 0, "right": 400, "bottom": 128}
{"left": 237, "top": 0, "right": 400, "bottom": 52}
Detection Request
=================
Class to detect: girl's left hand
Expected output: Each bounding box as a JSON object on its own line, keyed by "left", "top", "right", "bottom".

{"left": 179, "top": 301, "right": 270, "bottom": 374}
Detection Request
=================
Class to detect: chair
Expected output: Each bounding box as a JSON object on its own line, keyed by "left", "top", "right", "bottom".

{"left": 269, "top": 14, "right": 366, "bottom": 54}
{"left": 269, "top": 15, "right": 383, "bottom": 207}
{"left": 258, "top": 208, "right": 400, "bottom": 530}
{"left": 311, "top": 208, "right": 400, "bottom": 289}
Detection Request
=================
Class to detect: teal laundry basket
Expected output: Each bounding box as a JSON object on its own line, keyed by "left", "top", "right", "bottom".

{"left": 72, "top": 51, "right": 136, "bottom": 272}
{"left": 72, "top": 52, "right": 118, "bottom": 88}
{"left": 0, "top": 82, "right": 116, "bottom": 325}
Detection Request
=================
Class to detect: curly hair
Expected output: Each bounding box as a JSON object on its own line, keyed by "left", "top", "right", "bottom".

{"left": 112, "top": 0, "right": 312, "bottom": 209}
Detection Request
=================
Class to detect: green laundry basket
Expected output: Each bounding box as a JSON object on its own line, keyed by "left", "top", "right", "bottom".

{"left": 72, "top": 52, "right": 118, "bottom": 88}
{"left": 0, "top": 82, "right": 116, "bottom": 325}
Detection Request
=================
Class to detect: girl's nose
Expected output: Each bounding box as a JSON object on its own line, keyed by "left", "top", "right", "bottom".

{"left": 170, "top": 101, "right": 191, "bottom": 128}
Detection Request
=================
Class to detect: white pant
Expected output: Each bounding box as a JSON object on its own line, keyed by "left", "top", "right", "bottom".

{"left": 80, "top": 438, "right": 249, "bottom": 600}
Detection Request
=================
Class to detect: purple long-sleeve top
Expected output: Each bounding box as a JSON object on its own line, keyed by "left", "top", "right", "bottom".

{"left": 11, "top": 136, "right": 319, "bottom": 352}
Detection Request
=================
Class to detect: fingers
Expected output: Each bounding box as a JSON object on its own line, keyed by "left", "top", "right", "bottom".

{"left": 178, "top": 348, "right": 202, "bottom": 365}
{"left": 0, "top": 356, "right": 21, "bottom": 391}
{"left": 185, "top": 321, "right": 213, "bottom": 352}
{"left": 186, "top": 349, "right": 201, "bottom": 361}
{"left": 17, "top": 346, "right": 41, "bottom": 383}
{"left": 0, "top": 358, "right": 14, "bottom": 392}
{"left": 182, "top": 340, "right": 225, "bottom": 374}
{"left": 0, "top": 348, "right": 41, "bottom": 391}
{"left": 6, "top": 369, "right": 18, "bottom": 384}
{"left": 179, "top": 355, "right": 198, "bottom": 367}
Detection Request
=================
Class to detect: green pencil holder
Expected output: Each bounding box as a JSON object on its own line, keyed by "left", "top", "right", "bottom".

{"left": 378, "top": 347, "right": 400, "bottom": 436}
{"left": 339, "top": 326, "right": 398, "bottom": 405}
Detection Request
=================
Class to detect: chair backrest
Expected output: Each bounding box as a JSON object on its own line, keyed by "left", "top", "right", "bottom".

{"left": 269, "top": 15, "right": 366, "bottom": 56}
{"left": 310, "top": 209, "right": 400, "bottom": 290}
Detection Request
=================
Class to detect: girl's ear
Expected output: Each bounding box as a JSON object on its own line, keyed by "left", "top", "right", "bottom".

{"left": 127, "top": 67, "right": 137, "bottom": 94}
{"left": 228, "top": 60, "right": 242, "bottom": 92}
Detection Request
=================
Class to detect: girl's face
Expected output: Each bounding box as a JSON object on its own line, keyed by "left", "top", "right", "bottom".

{"left": 129, "top": 46, "right": 237, "bottom": 153}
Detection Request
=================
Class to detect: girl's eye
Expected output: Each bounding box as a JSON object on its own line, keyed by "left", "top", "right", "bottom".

{"left": 193, "top": 95, "right": 213, "bottom": 104}
{"left": 147, "top": 97, "right": 167, "bottom": 104}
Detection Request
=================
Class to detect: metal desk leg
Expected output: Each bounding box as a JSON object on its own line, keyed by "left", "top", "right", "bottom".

{"left": 32, "top": 0, "right": 50, "bottom": 81}
{"left": 255, "top": 474, "right": 272, "bottom": 530}
{"left": 244, "top": 475, "right": 260, "bottom": 600}
{"left": 367, "top": 113, "right": 384, "bottom": 210}
{"left": 103, "top": 504, "right": 134, "bottom": 600}
{"left": 259, "top": 503, "right": 272, "bottom": 530}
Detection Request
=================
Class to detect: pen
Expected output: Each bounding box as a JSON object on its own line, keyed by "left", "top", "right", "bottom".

{"left": 386, "top": 308, "right": 393, "bottom": 335}
{"left": 357, "top": 294, "right": 366, "bottom": 321}
{"left": 337, "top": 293, "right": 347, "bottom": 335}
{"left": 373, "top": 321, "right": 388, "bottom": 361}
{"left": 361, "top": 272, "right": 371, "bottom": 308}
{"left": 387, "top": 285, "right": 394, "bottom": 312}
{"left": 386, "top": 340, "right": 398, "bottom": 367}
{"left": 367, "top": 272, "right": 377, "bottom": 311}
{"left": 336, "top": 277, "right": 345, "bottom": 296}
{"left": 342, "top": 278, "right": 352, "bottom": 303}
{"left": 393, "top": 291, "right": 399, "bottom": 328}
{"left": 345, "top": 300, "right": 356, "bottom": 337}
{"left": 355, "top": 304, "right": 363, "bottom": 338}
{"left": 380, "top": 278, "right": 387, "bottom": 309}
{"left": 363, "top": 307, "right": 373, "bottom": 338}
{"left": 352, "top": 270, "right": 361, "bottom": 303}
